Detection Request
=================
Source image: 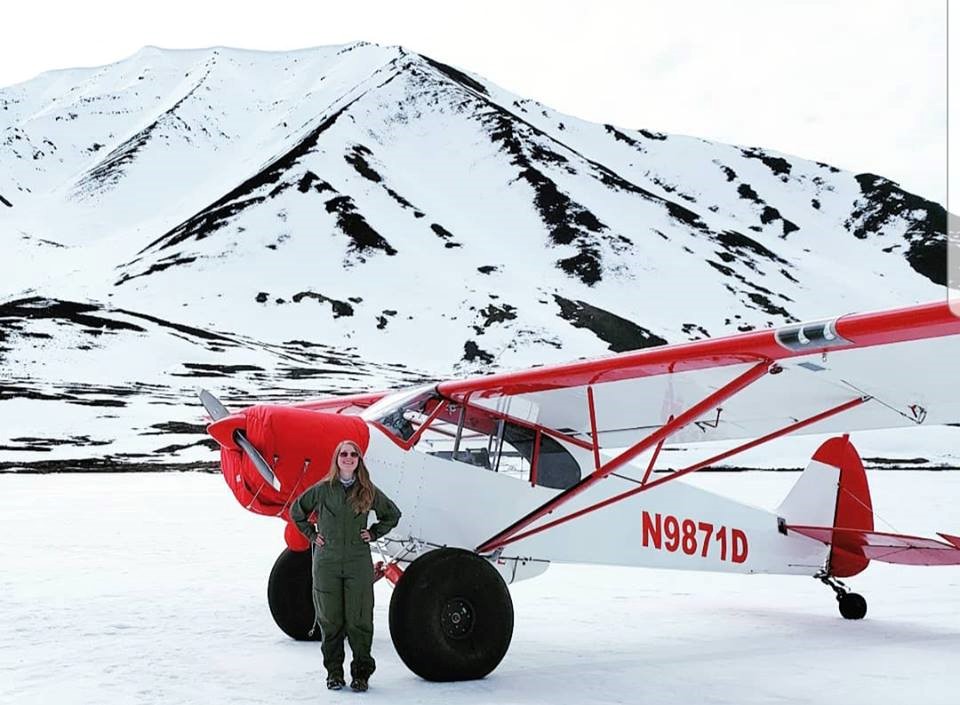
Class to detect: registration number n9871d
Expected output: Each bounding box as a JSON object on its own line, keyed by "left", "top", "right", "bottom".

{"left": 641, "top": 511, "right": 748, "bottom": 563}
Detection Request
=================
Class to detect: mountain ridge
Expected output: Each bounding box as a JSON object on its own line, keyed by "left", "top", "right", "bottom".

{"left": 0, "top": 43, "right": 953, "bottom": 468}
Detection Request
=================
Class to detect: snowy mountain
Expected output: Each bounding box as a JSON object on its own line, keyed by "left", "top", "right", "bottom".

{"left": 0, "top": 42, "right": 953, "bottom": 469}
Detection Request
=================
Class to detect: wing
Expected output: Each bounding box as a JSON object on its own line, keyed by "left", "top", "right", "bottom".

{"left": 437, "top": 301, "right": 960, "bottom": 447}
{"left": 290, "top": 390, "right": 391, "bottom": 414}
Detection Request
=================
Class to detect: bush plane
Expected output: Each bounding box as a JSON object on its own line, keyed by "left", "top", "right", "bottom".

{"left": 201, "top": 299, "right": 960, "bottom": 682}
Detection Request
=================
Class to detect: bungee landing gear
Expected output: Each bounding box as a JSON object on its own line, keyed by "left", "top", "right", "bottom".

{"left": 818, "top": 572, "right": 868, "bottom": 620}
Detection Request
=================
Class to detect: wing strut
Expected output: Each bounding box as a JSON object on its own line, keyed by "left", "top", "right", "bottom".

{"left": 475, "top": 359, "right": 773, "bottom": 554}
{"left": 478, "top": 395, "right": 869, "bottom": 552}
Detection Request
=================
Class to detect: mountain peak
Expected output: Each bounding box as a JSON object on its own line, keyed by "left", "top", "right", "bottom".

{"left": 0, "top": 46, "right": 951, "bottom": 467}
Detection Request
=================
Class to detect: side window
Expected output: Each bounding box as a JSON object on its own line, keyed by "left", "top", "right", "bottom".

{"left": 502, "top": 425, "right": 581, "bottom": 490}
{"left": 416, "top": 404, "right": 582, "bottom": 490}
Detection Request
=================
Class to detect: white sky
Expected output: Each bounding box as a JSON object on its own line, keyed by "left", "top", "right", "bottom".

{"left": 0, "top": 0, "right": 951, "bottom": 206}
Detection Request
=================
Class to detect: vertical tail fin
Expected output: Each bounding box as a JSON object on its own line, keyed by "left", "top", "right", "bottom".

{"left": 777, "top": 435, "right": 874, "bottom": 577}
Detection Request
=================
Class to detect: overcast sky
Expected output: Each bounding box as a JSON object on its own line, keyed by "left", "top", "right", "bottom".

{"left": 0, "top": 0, "right": 951, "bottom": 206}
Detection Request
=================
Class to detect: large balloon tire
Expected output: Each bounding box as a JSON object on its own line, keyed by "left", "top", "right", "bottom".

{"left": 267, "top": 548, "right": 321, "bottom": 641}
{"left": 389, "top": 548, "right": 514, "bottom": 681}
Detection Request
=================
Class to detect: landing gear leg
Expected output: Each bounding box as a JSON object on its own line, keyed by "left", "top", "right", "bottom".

{"left": 817, "top": 573, "right": 867, "bottom": 620}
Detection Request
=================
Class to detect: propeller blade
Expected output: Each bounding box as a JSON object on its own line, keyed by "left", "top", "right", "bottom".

{"left": 199, "top": 389, "right": 280, "bottom": 490}
{"left": 199, "top": 388, "right": 230, "bottom": 421}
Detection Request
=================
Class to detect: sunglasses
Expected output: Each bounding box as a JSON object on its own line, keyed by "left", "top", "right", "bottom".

{"left": 339, "top": 451, "right": 360, "bottom": 458}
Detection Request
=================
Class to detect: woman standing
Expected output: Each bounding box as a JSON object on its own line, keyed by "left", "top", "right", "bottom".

{"left": 290, "top": 439, "right": 402, "bottom": 692}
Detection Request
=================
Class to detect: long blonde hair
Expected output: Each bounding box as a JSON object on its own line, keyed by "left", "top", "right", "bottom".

{"left": 325, "top": 440, "right": 376, "bottom": 513}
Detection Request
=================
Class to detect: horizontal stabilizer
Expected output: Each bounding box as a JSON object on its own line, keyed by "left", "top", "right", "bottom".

{"left": 786, "top": 525, "right": 960, "bottom": 566}
{"left": 938, "top": 533, "right": 960, "bottom": 549}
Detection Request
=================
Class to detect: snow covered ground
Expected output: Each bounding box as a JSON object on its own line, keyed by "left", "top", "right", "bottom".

{"left": 3, "top": 471, "right": 959, "bottom": 705}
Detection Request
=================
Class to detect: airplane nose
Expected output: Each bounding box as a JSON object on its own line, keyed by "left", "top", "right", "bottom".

{"left": 208, "top": 404, "right": 371, "bottom": 511}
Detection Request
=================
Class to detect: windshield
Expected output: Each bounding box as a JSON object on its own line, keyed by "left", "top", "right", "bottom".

{"left": 360, "top": 385, "right": 441, "bottom": 442}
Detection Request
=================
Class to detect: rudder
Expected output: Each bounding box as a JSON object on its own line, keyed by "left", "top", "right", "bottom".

{"left": 777, "top": 435, "right": 874, "bottom": 577}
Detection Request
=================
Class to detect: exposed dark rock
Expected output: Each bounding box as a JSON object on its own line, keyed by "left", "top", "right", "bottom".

{"left": 780, "top": 268, "right": 799, "bottom": 283}
{"left": 136, "top": 103, "right": 354, "bottom": 256}
{"left": 419, "top": 55, "right": 489, "bottom": 95}
{"left": 480, "top": 108, "right": 628, "bottom": 285}
{"left": 553, "top": 295, "right": 667, "bottom": 352}
{"left": 181, "top": 362, "right": 264, "bottom": 374}
{"left": 9, "top": 435, "right": 110, "bottom": 448}
{"left": 0, "top": 297, "right": 145, "bottom": 333}
{"left": 557, "top": 251, "right": 602, "bottom": 285}
{"left": 153, "top": 439, "right": 219, "bottom": 453}
{"left": 75, "top": 74, "right": 210, "bottom": 195}
{"left": 256, "top": 292, "right": 269, "bottom": 303}
{"left": 431, "top": 223, "right": 456, "bottom": 241}
{"left": 0, "top": 385, "right": 64, "bottom": 402}
{"left": 0, "top": 194, "right": 11, "bottom": 207}
{"left": 385, "top": 187, "right": 418, "bottom": 211}
{"left": 604, "top": 124, "right": 644, "bottom": 151}
{"left": 665, "top": 201, "right": 707, "bottom": 229}
{"left": 144, "top": 421, "right": 208, "bottom": 435}
{"left": 740, "top": 147, "right": 792, "bottom": 176}
{"left": 705, "top": 260, "right": 797, "bottom": 322}
{"left": 475, "top": 303, "right": 517, "bottom": 332}
{"left": 115, "top": 254, "right": 197, "bottom": 286}
{"left": 714, "top": 230, "right": 789, "bottom": 265}
{"left": 639, "top": 129, "right": 667, "bottom": 141}
{"left": 745, "top": 292, "right": 792, "bottom": 318}
{"left": 463, "top": 340, "right": 495, "bottom": 363}
{"left": 682, "top": 323, "right": 710, "bottom": 339}
{"left": 737, "top": 183, "right": 762, "bottom": 203}
{"left": 345, "top": 144, "right": 382, "bottom": 183}
{"left": 477, "top": 265, "right": 499, "bottom": 274}
{"left": 324, "top": 195, "right": 398, "bottom": 260}
{"left": 291, "top": 291, "right": 355, "bottom": 317}
{"left": 529, "top": 143, "right": 569, "bottom": 166}
{"left": 0, "top": 459, "right": 220, "bottom": 473}
{"left": 298, "top": 171, "right": 330, "bottom": 193}
{"left": 845, "top": 173, "right": 948, "bottom": 285}
{"left": 521, "top": 166, "right": 605, "bottom": 243}
{"left": 115, "top": 308, "right": 236, "bottom": 343}
{"left": 760, "top": 206, "right": 780, "bottom": 225}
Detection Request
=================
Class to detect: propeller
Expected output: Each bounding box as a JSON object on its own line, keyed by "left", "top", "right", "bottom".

{"left": 199, "top": 389, "right": 280, "bottom": 490}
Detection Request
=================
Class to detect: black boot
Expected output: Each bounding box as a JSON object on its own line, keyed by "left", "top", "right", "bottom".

{"left": 349, "top": 677, "right": 368, "bottom": 692}
{"left": 327, "top": 674, "right": 346, "bottom": 690}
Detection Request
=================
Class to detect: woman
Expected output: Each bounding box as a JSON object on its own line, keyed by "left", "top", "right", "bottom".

{"left": 290, "top": 439, "right": 402, "bottom": 692}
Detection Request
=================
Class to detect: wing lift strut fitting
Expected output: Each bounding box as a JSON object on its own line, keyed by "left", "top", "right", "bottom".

{"left": 476, "top": 360, "right": 871, "bottom": 555}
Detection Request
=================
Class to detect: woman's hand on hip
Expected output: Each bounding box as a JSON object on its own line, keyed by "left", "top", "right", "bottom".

{"left": 314, "top": 534, "right": 325, "bottom": 548}
{"left": 360, "top": 529, "right": 372, "bottom": 543}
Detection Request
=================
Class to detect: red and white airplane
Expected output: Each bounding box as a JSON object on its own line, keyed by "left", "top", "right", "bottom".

{"left": 201, "top": 299, "right": 960, "bottom": 682}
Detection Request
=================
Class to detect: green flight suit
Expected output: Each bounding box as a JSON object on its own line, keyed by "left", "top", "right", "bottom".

{"left": 290, "top": 480, "right": 401, "bottom": 679}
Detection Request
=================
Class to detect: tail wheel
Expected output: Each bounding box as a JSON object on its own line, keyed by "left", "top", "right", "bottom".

{"left": 389, "top": 548, "right": 514, "bottom": 681}
{"left": 838, "top": 592, "right": 868, "bottom": 620}
{"left": 267, "top": 548, "right": 321, "bottom": 640}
